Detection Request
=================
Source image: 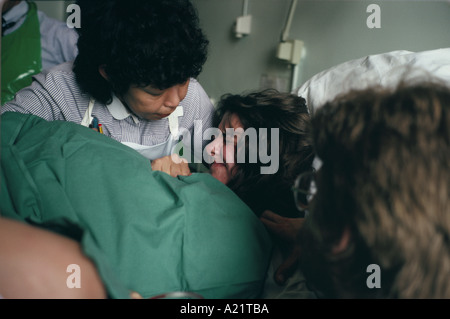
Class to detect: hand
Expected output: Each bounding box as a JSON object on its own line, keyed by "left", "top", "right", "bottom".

{"left": 130, "top": 291, "right": 143, "bottom": 299}
{"left": 151, "top": 154, "right": 191, "bottom": 177}
{"left": 260, "top": 210, "right": 305, "bottom": 285}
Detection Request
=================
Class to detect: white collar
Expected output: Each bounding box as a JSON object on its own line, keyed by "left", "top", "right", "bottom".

{"left": 106, "top": 94, "right": 140, "bottom": 124}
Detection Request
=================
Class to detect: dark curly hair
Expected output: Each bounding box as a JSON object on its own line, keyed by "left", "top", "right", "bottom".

{"left": 214, "top": 89, "right": 314, "bottom": 218}
{"left": 73, "top": 0, "right": 209, "bottom": 104}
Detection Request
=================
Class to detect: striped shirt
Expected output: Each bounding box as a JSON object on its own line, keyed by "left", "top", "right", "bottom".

{"left": 1, "top": 61, "right": 215, "bottom": 158}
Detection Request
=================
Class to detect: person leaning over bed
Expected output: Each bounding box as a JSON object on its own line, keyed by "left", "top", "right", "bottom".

{"left": 0, "top": 89, "right": 314, "bottom": 298}
{"left": 262, "top": 80, "right": 450, "bottom": 298}
{"left": 1, "top": 0, "right": 213, "bottom": 173}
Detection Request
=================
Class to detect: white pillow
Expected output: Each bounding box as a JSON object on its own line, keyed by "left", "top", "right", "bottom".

{"left": 295, "top": 48, "right": 450, "bottom": 114}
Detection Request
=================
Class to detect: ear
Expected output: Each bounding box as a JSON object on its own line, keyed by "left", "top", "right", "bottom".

{"left": 331, "top": 226, "right": 351, "bottom": 255}
{"left": 98, "top": 65, "right": 109, "bottom": 81}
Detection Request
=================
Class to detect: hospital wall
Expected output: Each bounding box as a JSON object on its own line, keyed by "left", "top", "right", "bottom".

{"left": 35, "top": 1, "right": 73, "bottom": 21}
{"left": 36, "top": 0, "right": 450, "bottom": 105}
{"left": 190, "top": 0, "right": 450, "bottom": 104}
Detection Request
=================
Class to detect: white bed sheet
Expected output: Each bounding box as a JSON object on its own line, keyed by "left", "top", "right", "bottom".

{"left": 262, "top": 247, "right": 318, "bottom": 299}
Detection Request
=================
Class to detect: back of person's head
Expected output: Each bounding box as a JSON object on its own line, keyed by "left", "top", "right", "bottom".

{"left": 215, "top": 89, "right": 314, "bottom": 218}
{"left": 74, "top": 0, "right": 208, "bottom": 104}
{"left": 300, "top": 80, "right": 450, "bottom": 298}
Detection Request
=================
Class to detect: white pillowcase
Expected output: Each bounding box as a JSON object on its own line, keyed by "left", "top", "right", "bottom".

{"left": 295, "top": 47, "right": 450, "bottom": 115}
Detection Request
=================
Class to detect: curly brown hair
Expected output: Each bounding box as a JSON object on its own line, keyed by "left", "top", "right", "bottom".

{"left": 214, "top": 89, "right": 314, "bottom": 218}
{"left": 300, "top": 80, "right": 450, "bottom": 298}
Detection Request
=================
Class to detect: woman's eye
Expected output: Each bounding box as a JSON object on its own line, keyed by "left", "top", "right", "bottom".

{"left": 142, "top": 87, "right": 164, "bottom": 96}
{"left": 147, "top": 91, "right": 163, "bottom": 97}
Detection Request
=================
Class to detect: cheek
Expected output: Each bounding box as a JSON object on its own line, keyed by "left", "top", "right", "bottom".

{"left": 227, "top": 162, "right": 236, "bottom": 172}
{"left": 137, "top": 98, "right": 162, "bottom": 115}
{"left": 125, "top": 91, "right": 162, "bottom": 116}
{"left": 223, "top": 143, "right": 236, "bottom": 163}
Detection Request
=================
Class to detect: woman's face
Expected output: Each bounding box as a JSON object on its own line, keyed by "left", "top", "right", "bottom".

{"left": 206, "top": 113, "right": 244, "bottom": 185}
{"left": 119, "top": 80, "right": 190, "bottom": 121}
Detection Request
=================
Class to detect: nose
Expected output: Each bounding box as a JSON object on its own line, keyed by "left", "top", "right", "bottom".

{"left": 205, "top": 134, "right": 224, "bottom": 163}
{"left": 163, "top": 86, "right": 182, "bottom": 108}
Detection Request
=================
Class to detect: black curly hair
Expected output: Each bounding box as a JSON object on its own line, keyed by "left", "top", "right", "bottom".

{"left": 73, "top": 0, "right": 209, "bottom": 104}
{"left": 214, "top": 89, "right": 314, "bottom": 218}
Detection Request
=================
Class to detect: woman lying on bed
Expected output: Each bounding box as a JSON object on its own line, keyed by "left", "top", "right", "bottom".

{"left": 0, "top": 89, "right": 313, "bottom": 299}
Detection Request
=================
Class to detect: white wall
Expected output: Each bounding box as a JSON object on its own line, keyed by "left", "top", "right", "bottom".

{"left": 192, "top": 0, "right": 450, "bottom": 103}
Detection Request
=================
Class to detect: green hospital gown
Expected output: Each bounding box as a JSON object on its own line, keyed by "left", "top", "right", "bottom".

{"left": 0, "top": 112, "right": 272, "bottom": 299}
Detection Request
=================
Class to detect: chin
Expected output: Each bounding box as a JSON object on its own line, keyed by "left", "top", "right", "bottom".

{"left": 211, "top": 172, "right": 229, "bottom": 185}
{"left": 210, "top": 165, "right": 230, "bottom": 185}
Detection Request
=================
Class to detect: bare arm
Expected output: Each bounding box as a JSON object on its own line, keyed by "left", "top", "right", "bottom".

{"left": 260, "top": 210, "right": 305, "bottom": 285}
{"left": 0, "top": 217, "right": 106, "bottom": 299}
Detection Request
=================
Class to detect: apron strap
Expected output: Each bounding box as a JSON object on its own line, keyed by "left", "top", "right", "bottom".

{"left": 80, "top": 98, "right": 96, "bottom": 127}
{"left": 168, "top": 106, "right": 183, "bottom": 139}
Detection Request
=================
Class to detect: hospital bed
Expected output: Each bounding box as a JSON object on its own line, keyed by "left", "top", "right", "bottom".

{"left": 296, "top": 47, "right": 450, "bottom": 115}
{"left": 1, "top": 48, "right": 450, "bottom": 299}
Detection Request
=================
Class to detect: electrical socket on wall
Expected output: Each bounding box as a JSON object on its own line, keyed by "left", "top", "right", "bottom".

{"left": 276, "top": 39, "right": 304, "bottom": 65}
{"left": 234, "top": 15, "right": 252, "bottom": 38}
